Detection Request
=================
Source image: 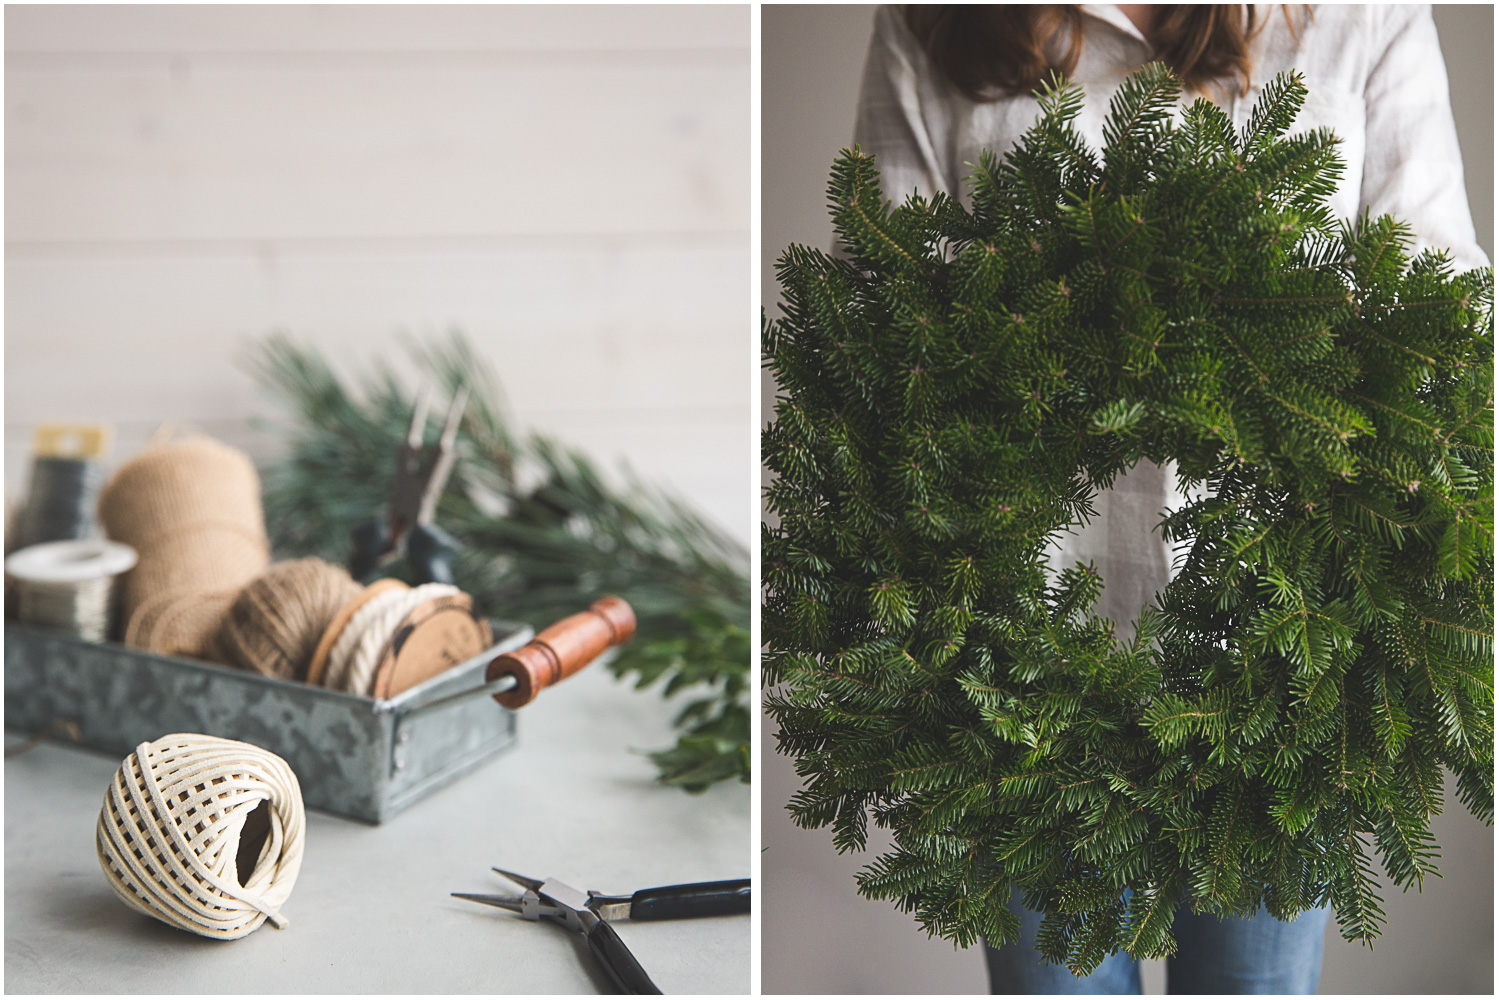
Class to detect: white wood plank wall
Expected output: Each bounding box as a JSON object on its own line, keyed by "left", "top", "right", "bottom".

{"left": 5, "top": 4, "right": 751, "bottom": 548}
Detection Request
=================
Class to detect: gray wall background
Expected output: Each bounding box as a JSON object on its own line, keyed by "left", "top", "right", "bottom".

{"left": 761, "top": 5, "right": 1494, "bottom": 994}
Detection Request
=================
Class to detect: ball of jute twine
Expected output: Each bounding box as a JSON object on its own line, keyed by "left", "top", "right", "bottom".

{"left": 98, "top": 435, "right": 270, "bottom": 655}
{"left": 121, "top": 523, "right": 268, "bottom": 609}
{"left": 321, "top": 581, "right": 460, "bottom": 695}
{"left": 216, "top": 558, "right": 362, "bottom": 681}
{"left": 124, "top": 589, "right": 240, "bottom": 661}
{"left": 96, "top": 733, "right": 305, "bottom": 941}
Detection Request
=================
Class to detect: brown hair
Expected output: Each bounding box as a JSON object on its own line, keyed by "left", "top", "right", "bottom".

{"left": 903, "top": 5, "right": 1297, "bottom": 102}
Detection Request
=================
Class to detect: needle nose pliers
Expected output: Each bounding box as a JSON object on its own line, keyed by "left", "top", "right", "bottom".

{"left": 453, "top": 866, "right": 751, "bottom": 994}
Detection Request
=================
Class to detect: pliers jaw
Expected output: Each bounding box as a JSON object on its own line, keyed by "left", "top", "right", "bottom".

{"left": 452, "top": 868, "right": 602, "bottom": 935}
{"left": 350, "top": 386, "right": 469, "bottom": 583}
{"left": 388, "top": 386, "right": 469, "bottom": 549}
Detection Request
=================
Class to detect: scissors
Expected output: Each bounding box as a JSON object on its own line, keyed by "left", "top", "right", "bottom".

{"left": 349, "top": 386, "right": 469, "bottom": 584}
{"left": 453, "top": 866, "right": 751, "bottom": 994}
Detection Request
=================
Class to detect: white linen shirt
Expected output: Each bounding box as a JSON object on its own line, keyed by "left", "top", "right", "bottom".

{"left": 852, "top": 3, "right": 1488, "bottom": 632}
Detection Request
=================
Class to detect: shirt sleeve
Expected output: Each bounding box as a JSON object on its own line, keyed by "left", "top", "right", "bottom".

{"left": 1360, "top": 4, "right": 1489, "bottom": 270}
{"left": 851, "top": 5, "right": 953, "bottom": 204}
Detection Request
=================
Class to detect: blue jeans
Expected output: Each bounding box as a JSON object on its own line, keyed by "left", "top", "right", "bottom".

{"left": 984, "top": 889, "right": 1331, "bottom": 994}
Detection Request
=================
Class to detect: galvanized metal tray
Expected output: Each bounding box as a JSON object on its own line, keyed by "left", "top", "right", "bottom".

{"left": 3, "top": 620, "right": 534, "bottom": 823}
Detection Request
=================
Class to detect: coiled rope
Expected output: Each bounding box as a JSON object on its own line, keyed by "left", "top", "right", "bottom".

{"left": 321, "top": 581, "right": 460, "bottom": 695}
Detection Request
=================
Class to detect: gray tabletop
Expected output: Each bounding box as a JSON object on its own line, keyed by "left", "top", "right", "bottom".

{"left": 5, "top": 660, "right": 750, "bottom": 994}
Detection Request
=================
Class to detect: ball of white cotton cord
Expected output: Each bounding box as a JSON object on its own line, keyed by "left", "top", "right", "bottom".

{"left": 96, "top": 733, "right": 306, "bottom": 940}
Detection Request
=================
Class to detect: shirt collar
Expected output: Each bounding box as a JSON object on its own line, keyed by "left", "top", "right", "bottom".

{"left": 1080, "top": 5, "right": 1150, "bottom": 44}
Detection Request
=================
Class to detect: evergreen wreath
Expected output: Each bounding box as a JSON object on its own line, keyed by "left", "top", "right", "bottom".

{"left": 762, "top": 65, "right": 1493, "bottom": 973}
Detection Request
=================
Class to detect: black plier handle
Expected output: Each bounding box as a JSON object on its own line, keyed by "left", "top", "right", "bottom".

{"left": 579, "top": 909, "right": 661, "bottom": 995}
{"left": 588, "top": 879, "right": 752, "bottom": 922}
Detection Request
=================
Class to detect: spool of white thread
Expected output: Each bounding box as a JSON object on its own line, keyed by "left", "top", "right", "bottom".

{"left": 5, "top": 539, "right": 137, "bottom": 641}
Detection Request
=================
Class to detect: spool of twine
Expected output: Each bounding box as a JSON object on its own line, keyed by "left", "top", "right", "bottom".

{"left": 96, "top": 733, "right": 305, "bottom": 941}
{"left": 124, "top": 589, "right": 240, "bottom": 660}
{"left": 217, "top": 558, "right": 362, "bottom": 681}
{"left": 321, "top": 581, "right": 461, "bottom": 696}
{"left": 98, "top": 436, "right": 270, "bottom": 655}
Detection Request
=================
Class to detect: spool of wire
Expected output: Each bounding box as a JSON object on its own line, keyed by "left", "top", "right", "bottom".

{"left": 5, "top": 539, "right": 137, "bottom": 642}
{"left": 15, "top": 456, "right": 107, "bottom": 550}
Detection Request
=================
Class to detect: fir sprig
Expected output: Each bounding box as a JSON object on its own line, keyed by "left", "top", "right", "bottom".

{"left": 245, "top": 333, "right": 750, "bottom": 792}
{"left": 764, "top": 65, "right": 1492, "bottom": 971}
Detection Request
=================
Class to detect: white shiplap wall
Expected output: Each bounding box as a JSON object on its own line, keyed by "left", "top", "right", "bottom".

{"left": 5, "top": 4, "right": 751, "bottom": 547}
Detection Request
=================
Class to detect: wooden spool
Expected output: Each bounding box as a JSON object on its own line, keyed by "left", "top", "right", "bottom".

{"left": 370, "top": 593, "right": 493, "bottom": 700}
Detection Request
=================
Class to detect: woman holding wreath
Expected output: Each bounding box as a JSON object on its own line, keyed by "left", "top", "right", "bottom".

{"left": 851, "top": 4, "right": 1486, "bottom": 993}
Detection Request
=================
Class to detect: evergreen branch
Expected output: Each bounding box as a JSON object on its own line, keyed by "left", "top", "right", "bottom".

{"left": 245, "top": 332, "right": 750, "bottom": 792}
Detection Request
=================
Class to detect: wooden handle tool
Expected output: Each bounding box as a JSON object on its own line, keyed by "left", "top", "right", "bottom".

{"left": 485, "top": 596, "right": 635, "bottom": 708}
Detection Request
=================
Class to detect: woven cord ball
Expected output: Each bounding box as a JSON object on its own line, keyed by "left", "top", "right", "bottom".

{"left": 217, "top": 558, "right": 363, "bottom": 681}
{"left": 96, "top": 733, "right": 305, "bottom": 941}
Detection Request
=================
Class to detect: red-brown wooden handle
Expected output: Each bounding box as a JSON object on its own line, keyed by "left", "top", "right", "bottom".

{"left": 485, "top": 596, "right": 636, "bottom": 708}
